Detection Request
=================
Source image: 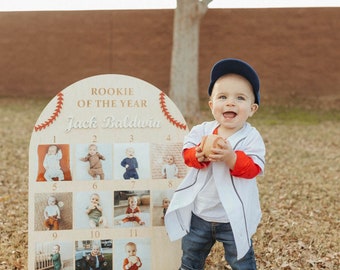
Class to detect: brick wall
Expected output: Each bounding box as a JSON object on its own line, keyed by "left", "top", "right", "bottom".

{"left": 0, "top": 8, "right": 339, "bottom": 101}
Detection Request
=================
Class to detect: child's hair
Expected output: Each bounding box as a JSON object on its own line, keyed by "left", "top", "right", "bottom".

{"left": 90, "top": 243, "right": 101, "bottom": 255}
{"left": 47, "top": 145, "right": 58, "bottom": 152}
{"left": 125, "top": 241, "right": 137, "bottom": 250}
{"left": 126, "top": 147, "right": 135, "bottom": 153}
{"left": 90, "top": 193, "right": 100, "bottom": 199}
{"left": 91, "top": 192, "right": 100, "bottom": 196}
{"left": 89, "top": 144, "right": 97, "bottom": 150}
{"left": 54, "top": 244, "right": 60, "bottom": 251}
{"left": 48, "top": 195, "right": 57, "bottom": 203}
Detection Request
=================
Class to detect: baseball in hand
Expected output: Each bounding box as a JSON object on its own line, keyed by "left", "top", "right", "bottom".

{"left": 200, "top": 134, "right": 225, "bottom": 157}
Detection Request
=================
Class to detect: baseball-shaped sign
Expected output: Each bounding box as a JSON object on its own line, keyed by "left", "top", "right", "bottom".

{"left": 28, "top": 74, "right": 188, "bottom": 270}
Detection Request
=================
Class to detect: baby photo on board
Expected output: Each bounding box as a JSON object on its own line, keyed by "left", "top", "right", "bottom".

{"left": 35, "top": 241, "right": 74, "bottom": 270}
{"left": 114, "top": 238, "right": 151, "bottom": 270}
{"left": 161, "top": 154, "right": 179, "bottom": 179}
{"left": 34, "top": 193, "right": 73, "bottom": 231}
{"left": 36, "top": 144, "right": 72, "bottom": 182}
{"left": 114, "top": 190, "right": 151, "bottom": 228}
{"left": 74, "top": 191, "right": 113, "bottom": 229}
{"left": 113, "top": 143, "right": 151, "bottom": 180}
{"left": 150, "top": 143, "right": 186, "bottom": 180}
{"left": 152, "top": 190, "right": 174, "bottom": 226}
{"left": 75, "top": 143, "right": 113, "bottom": 181}
{"left": 75, "top": 239, "right": 112, "bottom": 270}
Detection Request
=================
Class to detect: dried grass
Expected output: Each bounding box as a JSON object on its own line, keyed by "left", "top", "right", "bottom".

{"left": 0, "top": 98, "right": 339, "bottom": 269}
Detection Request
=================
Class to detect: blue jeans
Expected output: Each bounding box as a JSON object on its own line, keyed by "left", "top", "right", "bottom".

{"left": 181, "top": 213, "right": 257, "bottom": 270}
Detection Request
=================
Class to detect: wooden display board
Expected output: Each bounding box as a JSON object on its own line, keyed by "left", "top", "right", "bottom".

{"left": 28, "top": 74, "right": 188, "bottom": 270}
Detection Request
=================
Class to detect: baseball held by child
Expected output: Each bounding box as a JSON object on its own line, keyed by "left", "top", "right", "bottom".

{"left": 165, "top": 58, "right": 266, "bottom": 270}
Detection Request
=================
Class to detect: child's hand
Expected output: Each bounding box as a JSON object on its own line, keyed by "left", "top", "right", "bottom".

{"left": 195, "top": 145, "right": 208, "bottom": 163}
{"left": 129, "top": 256, "right": 138, "bottom": 264}
{"left": 208, "top": 140, "right": 236, "bottom": 169}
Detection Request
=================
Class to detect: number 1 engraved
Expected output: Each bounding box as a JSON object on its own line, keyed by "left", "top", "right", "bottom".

{"left": 130, "top": 229, "right": 137, "bottom": 237}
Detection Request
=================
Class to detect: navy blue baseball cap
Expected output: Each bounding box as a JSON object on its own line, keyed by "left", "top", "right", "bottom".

{"left": 208, "top": 58, "right": 260, "bottom": 105}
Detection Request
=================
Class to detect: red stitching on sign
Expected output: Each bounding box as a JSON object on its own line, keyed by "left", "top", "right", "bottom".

{"left": 159, "top": 92, "right": 186, "bottom": 130}
{"left": 34, "top": 92, "right": 64, "bottom": 132}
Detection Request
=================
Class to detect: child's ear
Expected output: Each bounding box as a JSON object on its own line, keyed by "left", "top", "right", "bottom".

{"left": 208, "top": 99, "right": 213, "bottom": 110}
{"left": 249, "top": 103, "right": 259, "bottom": 117}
